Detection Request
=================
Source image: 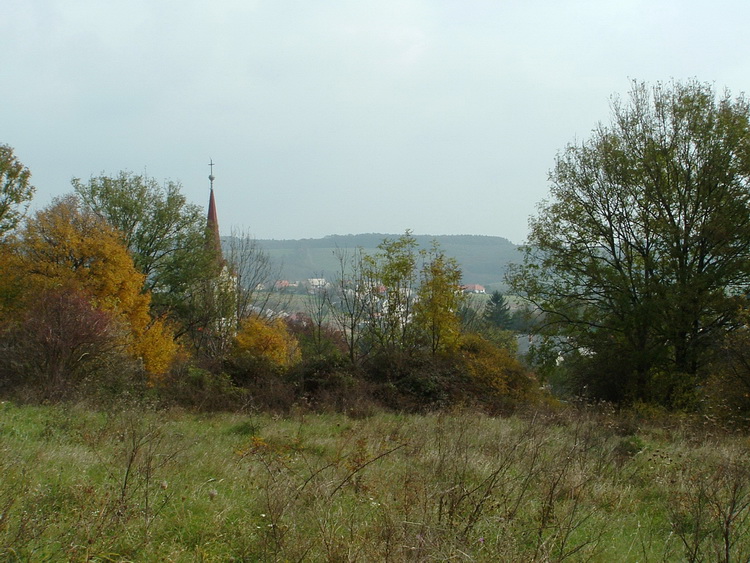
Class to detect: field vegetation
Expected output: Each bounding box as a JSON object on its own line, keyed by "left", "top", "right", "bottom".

{"left": 3, "top": 401, "right": 750, "bottom": 562}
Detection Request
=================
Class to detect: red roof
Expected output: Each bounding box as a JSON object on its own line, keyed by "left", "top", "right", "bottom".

{"left": 206, "top": 188, "right": 221, "bottom": 256}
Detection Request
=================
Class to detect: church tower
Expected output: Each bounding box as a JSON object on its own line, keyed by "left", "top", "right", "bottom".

{"left": 199, "top": 158, "right": 237, "bottom": 355}
{"left": 206, "top": 159, "right": 223, "bottom": 260}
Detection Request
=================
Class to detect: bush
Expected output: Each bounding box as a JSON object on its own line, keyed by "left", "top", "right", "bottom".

{"left": 233, "top": 316, "right": 301, "bottom": 370}
{"left": 361, "top": 351, "right": 455, "bottom": 411}
{"left": 458, "top": 333, "right": 536, "bottom": 404}
{"left": 159, "top": 361, "right": 248, "bottom": 411}
{"left": 0, "top": 287, "right": 140, "bottom": 402}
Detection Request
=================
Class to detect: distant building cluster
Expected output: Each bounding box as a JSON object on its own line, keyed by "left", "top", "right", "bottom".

{"left": 272, "top": 279, "right": 487, "bottom": 296}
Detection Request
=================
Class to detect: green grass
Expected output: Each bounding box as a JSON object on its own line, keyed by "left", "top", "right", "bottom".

{"left": 2, "top": 401, "right": 750, "bottom": 561}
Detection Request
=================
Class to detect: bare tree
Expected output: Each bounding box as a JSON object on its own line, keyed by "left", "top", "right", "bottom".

{"left": 302, "top": 272, "right": 333, "bottom": 357}
{"left": 224, "top": 227, "right": 289, "bottom": 322}
{"left": 329, "top": 247, "right": 370, "bottom": 364}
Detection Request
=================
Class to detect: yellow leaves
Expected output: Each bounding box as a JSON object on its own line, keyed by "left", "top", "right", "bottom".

{"left": 23, "top": 196, "right": 144, "bottom": 306}
{"left": 0, "top": 237, "right": 26, "bottom": 318}
{"left": 414, "top": 244, "right": 464, "bottom": 354}
{"left": 234, "top": 316, "right": 301, "bottom": 369}
{"left": 132, "top": 316, "right": 178, "bottom": 376}
{"left": 459, "top": 333, "right": 532, "bottom": 398}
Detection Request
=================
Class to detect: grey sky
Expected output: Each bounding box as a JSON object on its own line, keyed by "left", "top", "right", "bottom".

{"left": 3, "top": 1, "right": 750, "bottom": 244}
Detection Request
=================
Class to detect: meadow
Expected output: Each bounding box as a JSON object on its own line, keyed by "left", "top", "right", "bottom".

{"left": 2, "top": 401, "right": 749, "bottom": 562}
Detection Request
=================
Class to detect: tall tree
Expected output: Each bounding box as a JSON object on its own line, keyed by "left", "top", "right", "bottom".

{"left": 483, "top": 291, "right": 513, "bottom": 330}
{"left": 330, "top": 246, "right": 369, "bottom": 364}
{"left": 73, "top": 171, "right": 208, "bottom": 293}
{"left": 16, "top": 196, "right": 176, "bottom": 376}
{"left": 361, "top": 231, "right": 419, "bottom": 355}
{"left": 73, "top": 172, "right": 230, "bottom": 353}
{"left": 0, "top": 144, "right": 35, "bottom": 237}
{"left": 507, "top": 80, "right": 750, "bottom": 403}
{"left": 413, "top": 241, "right": 464, "bottom": 355}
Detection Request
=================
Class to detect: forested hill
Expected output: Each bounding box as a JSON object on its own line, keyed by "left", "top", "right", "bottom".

{"left": 229, "top": 234, "right": 520, "bottom": 290}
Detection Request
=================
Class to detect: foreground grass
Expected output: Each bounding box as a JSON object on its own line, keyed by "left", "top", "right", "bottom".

{"left": 1, "top": 401, "right": 749, "bottom": 561}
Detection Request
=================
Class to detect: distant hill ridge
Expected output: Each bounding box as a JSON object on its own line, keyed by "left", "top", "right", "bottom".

{"left": 224, "top": 233, "right": 520, "bottom": 290}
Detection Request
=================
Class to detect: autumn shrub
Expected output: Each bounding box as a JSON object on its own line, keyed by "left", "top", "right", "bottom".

{"left": 231, "top": 316, "right": 300, "bottom": 375}
{"left": 458, "top": 332, "right": 537, "bottom": 407}
{"left": 0, "top": 287, "right": 141, "bottom": 402}
{"left": 353, "top": 333, "right": 539, "bottom": 413}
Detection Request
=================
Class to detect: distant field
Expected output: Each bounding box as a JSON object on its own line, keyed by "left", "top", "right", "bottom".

{"left": 3, "top": 402, "right": 749, "bottom": 561}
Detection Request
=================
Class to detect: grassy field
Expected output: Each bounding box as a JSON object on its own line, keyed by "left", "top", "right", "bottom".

{"left": 2, "top": 401, "right": 749, "bottom": 561}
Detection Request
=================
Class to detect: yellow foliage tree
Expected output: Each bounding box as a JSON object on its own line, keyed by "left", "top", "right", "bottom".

{"left": 234, "top": 316, "right": 301, "bottom": 370}
{"left": 459, "top": 333, "right": 533, "bottom": 400}
{"left": 0, "top": 237, "right": 25, "bottom": 319}
{"left": 414, "top": 242, "right": 464, "bottom": 355}
{"left": 15, "top": 195, "right": 176, "bottom": 375}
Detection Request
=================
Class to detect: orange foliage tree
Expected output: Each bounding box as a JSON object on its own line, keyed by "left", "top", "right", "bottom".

{"left": 11, "top": 195, "right": 176, "bottom": 376}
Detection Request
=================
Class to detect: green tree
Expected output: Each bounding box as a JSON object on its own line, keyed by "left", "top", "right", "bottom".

{"left": 73, "top": 172, "right": 234, "bottom": 355}
{"left": 483, "top": 291, "right": 513, "bottom": 329}
{"left": 361, "top": 231, "right": 419, "bottom": 355}
{"left": 507, "top": 80, "right": 750, "bottom": 404}
{"left": 73, "top": 171, "right": 207, "bottom": 293}
{"left": 0, "top": 144, "right": 35, "bottom": 237}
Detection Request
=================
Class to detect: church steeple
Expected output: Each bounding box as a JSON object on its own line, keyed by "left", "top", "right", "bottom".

{"left": 206, "top": 159, "right": 222, "bottom": 257}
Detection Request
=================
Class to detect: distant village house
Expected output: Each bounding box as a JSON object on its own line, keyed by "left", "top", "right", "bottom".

{"left": 462, "top": 284, "right": 486, "bottom": 294}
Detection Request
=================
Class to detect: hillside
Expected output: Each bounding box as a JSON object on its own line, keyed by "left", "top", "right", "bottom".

{"left": 225, "top": 234, "right": 520, "bottom": 290}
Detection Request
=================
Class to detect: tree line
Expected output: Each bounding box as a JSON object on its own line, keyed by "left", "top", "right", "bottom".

{"left": 5, "top": 78, "right": 749, "bottom": 417}
{"left": 0, "top": 161, "right": 532, "bottom": 412}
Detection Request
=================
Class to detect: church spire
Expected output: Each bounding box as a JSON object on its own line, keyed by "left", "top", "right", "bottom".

{"left": 206, "top": 158, "right": 222, "bottom": 257}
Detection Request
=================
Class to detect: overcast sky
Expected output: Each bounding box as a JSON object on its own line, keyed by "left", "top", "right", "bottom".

{"left": 3, "top": 1, "right": 750, "bottom": 244}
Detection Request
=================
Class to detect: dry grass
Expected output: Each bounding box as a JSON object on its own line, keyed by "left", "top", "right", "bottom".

{"left": 1, "top": 401, "right": 749, "bottom": 561}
